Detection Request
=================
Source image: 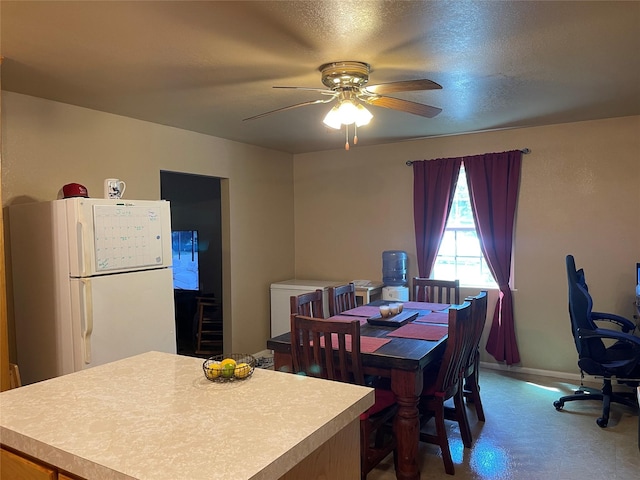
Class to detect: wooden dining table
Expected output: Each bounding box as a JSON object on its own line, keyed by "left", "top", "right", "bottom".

{"left": 266, "top": 300, "right": 451, "bottom": 480}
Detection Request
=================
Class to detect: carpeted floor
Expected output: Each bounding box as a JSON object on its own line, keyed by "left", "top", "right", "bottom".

{"left": 369, "top": 368, "right": 639, "bottom": 480}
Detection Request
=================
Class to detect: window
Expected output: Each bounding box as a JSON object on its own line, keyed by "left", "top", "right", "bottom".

{"left": 432, "top": 165, "right": 497, "bottom": 288}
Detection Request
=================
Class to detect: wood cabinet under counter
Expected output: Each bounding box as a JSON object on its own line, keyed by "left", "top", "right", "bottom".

{"left": 1, "top": 446, "right": 84, "bottom": 480}
{"left": 1, "top": 447, "right": 57, "bottom": 480}
{"left": 0, "top": 351, "right": 374, "bottom": 480}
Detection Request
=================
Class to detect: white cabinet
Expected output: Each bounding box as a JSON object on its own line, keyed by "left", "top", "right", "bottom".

{"left": 270, "top": 279, "right": 338, "bottom": 337}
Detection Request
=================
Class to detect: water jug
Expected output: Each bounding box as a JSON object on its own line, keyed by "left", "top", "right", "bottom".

{"left": 382, "top": 250, "right": 408, "bottom": 286}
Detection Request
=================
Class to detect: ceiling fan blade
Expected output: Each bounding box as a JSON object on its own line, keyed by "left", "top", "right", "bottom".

{"left": 364, "top": 79, "right": 442, "bottom": 95}
{"left": 243, "top": 98, "right": 335, "bottom": 121}
{"left": 366, "top": 96, "right": 442, "bottom": 118}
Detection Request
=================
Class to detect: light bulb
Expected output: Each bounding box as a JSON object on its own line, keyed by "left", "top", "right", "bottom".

{"left": 355, "top": 104, "right": 373, "bottom": 126}
{"left": 323, "top": 99, "right": 373, "bottom": 149}
{"left": 323, "top": 105, "right": 342, "bottom": 129}
{"left": 336, "top": 100, "right": 358, "bottom": 125}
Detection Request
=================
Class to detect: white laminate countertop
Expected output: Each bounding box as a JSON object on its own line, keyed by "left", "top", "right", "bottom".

{"left": 0, "top": 351, "right": 374, "bottom": 480}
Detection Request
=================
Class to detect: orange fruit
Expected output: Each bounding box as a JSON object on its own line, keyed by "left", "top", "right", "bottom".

{"left": 220, "top": 358, "right": 237, "bottom": 368}
{"left": 219, "top": 358, "right": 237, "bottom": 378}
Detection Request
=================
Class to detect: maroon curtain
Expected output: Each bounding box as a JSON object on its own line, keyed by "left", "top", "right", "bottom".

{"left": 464, "top": 150, "right": 522, "bottom": 365}
{"left": 412, "top": 158, "right": 462, "bottom": 277}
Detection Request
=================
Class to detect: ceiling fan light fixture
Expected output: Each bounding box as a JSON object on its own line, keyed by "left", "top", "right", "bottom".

{"left": 322, "top": 105, "right": 342, "bottom": 129}
{"left": 247, "top": 59, "right": 443, "bottom": 150}
{"left": 323, "top": 99, "right": 365, "bottom": 129}
{"left": 336, "top": 99, "right": 359, "bottom": 125}
{"left": 355, "top": 104, "right": 372, "bottom": 127}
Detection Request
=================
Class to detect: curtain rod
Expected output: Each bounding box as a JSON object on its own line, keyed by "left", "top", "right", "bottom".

{"left": 405, "top": 148, "right": 531, "bottom": 166}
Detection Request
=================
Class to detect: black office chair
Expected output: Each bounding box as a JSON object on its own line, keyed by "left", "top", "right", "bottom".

{"left": 553, "top": 255, "right": 640, "bottom": 427}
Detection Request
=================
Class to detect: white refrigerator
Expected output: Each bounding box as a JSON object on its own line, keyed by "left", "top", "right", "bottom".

{"left": 9, "top": 198, "right": 177, "bottom": 385}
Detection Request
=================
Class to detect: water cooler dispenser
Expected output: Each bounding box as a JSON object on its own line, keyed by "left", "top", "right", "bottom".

{"left": 382, "top": 250, "right": 409, "bottom": 301}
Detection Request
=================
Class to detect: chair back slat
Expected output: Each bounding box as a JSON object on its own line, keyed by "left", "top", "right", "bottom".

{"left": 328, "top": 283, "right": 358, "bottom": 316}
{"left": 291, "top": 314, "right": 364, "bottom": 385}
{"left": 412, "top": 278, "right": 460, "bottom": 304}
{"left": 291, "top": 289, "right": 324, "bottom": 318}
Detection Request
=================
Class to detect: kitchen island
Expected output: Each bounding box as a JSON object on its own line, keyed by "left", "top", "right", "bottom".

{"left": 0, "top": 351, "right": 374, "bottom": 479}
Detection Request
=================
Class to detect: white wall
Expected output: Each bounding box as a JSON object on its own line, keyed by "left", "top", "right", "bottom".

{"left": 3, "top": 90, "right": 639, "bottom": 377}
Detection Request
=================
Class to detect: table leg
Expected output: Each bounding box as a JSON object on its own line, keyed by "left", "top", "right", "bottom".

{"left": 271, "top": 348, "right": 426, "bottom": 478}
{"left": 273, "top": 351, "right": 293, "bottom": 373}
{"left": 391, "top": 368, "right": 423, "bottom": 480}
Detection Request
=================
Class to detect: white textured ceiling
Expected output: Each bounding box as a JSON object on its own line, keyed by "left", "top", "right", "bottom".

{"left": 2, "top": 1, "right": 639, "bottom": 154}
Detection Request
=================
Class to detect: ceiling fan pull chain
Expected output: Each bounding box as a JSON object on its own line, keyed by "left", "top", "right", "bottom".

{"left": 354, "top": 123, "right": 359, "bottom": 145}
{"left": 345, "top": 124, "right": 350, "bottom": 151}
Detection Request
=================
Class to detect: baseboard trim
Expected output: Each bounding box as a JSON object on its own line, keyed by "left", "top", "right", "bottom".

{"left": 258, "top": 347, "right": 611, "bottom": 386}
{"left": 252, "top": 349, "right": 273, "bottom": 358}
{"left": 479, "top": 361, "right": 600, "bottom": 385}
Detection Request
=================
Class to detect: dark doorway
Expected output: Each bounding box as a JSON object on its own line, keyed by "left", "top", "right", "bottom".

{"left": 160, "top": 171, "right": 222, "bottom": 357}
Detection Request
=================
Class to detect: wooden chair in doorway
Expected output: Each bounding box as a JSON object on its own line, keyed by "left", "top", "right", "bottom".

{"left": 291, "top": 314, "right": 397, "bottom": 480}
{"left": 328, "top": 282, "right": 357, "bottom": 316}
{"left": 195, "top": 295, "right": 223, "bottom": 355}
{"left": 412, "top": 277, "right": 460, "bottom": 304}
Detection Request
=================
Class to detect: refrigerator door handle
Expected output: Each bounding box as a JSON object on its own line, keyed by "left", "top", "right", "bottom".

{"left": 80, "top": 279, "right": 94, "bottom": 364}
{"left": 76, "top": 218, "right": 88, "bottom": 276}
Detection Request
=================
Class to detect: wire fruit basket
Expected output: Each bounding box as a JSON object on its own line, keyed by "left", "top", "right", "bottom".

{"left": 203, "top": 353, "right": 256, "bottom": 382}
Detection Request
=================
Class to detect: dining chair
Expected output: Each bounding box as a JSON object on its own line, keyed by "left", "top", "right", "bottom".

{"left": 412, "top": 277, "right": 460, "bottom": 304}
{"left": 328, "top": 282, "right": 358, "bottom": 316}
{"left": 290, "top": 289, "right": 325, "bottom": 319}
{"left": 291, "top": 314, "right": 397, "bottom": 480}
{"left": 417, "top": 301, "right": 473, "bottom": 475}
{"left": 462, "top": 291, "right": 488, "bottom": 423}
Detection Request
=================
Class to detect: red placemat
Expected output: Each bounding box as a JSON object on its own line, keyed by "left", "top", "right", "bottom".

{"left": 361, "top": 336, "right": 392, "bottom": 353}
{"left": 327, "top": 315, "right": 368, "bottom": 326}
{"left": 414, "top": 311, "right": 449, "bottom": 325}
{"left": 404, "top": 301, "right": 451, "bottom": 311}
{"left": 318, "top": 335, "right": 391, "bottom": 353}
{"left": 386, "top": 323, "right": 448, "bottom": 341}
{"left": 341, "top": 305, "right": 381, "bottom": 317}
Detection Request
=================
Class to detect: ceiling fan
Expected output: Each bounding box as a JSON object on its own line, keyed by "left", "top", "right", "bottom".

{"left": 243, "top": 61, "right": 442, "bottom": 150}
